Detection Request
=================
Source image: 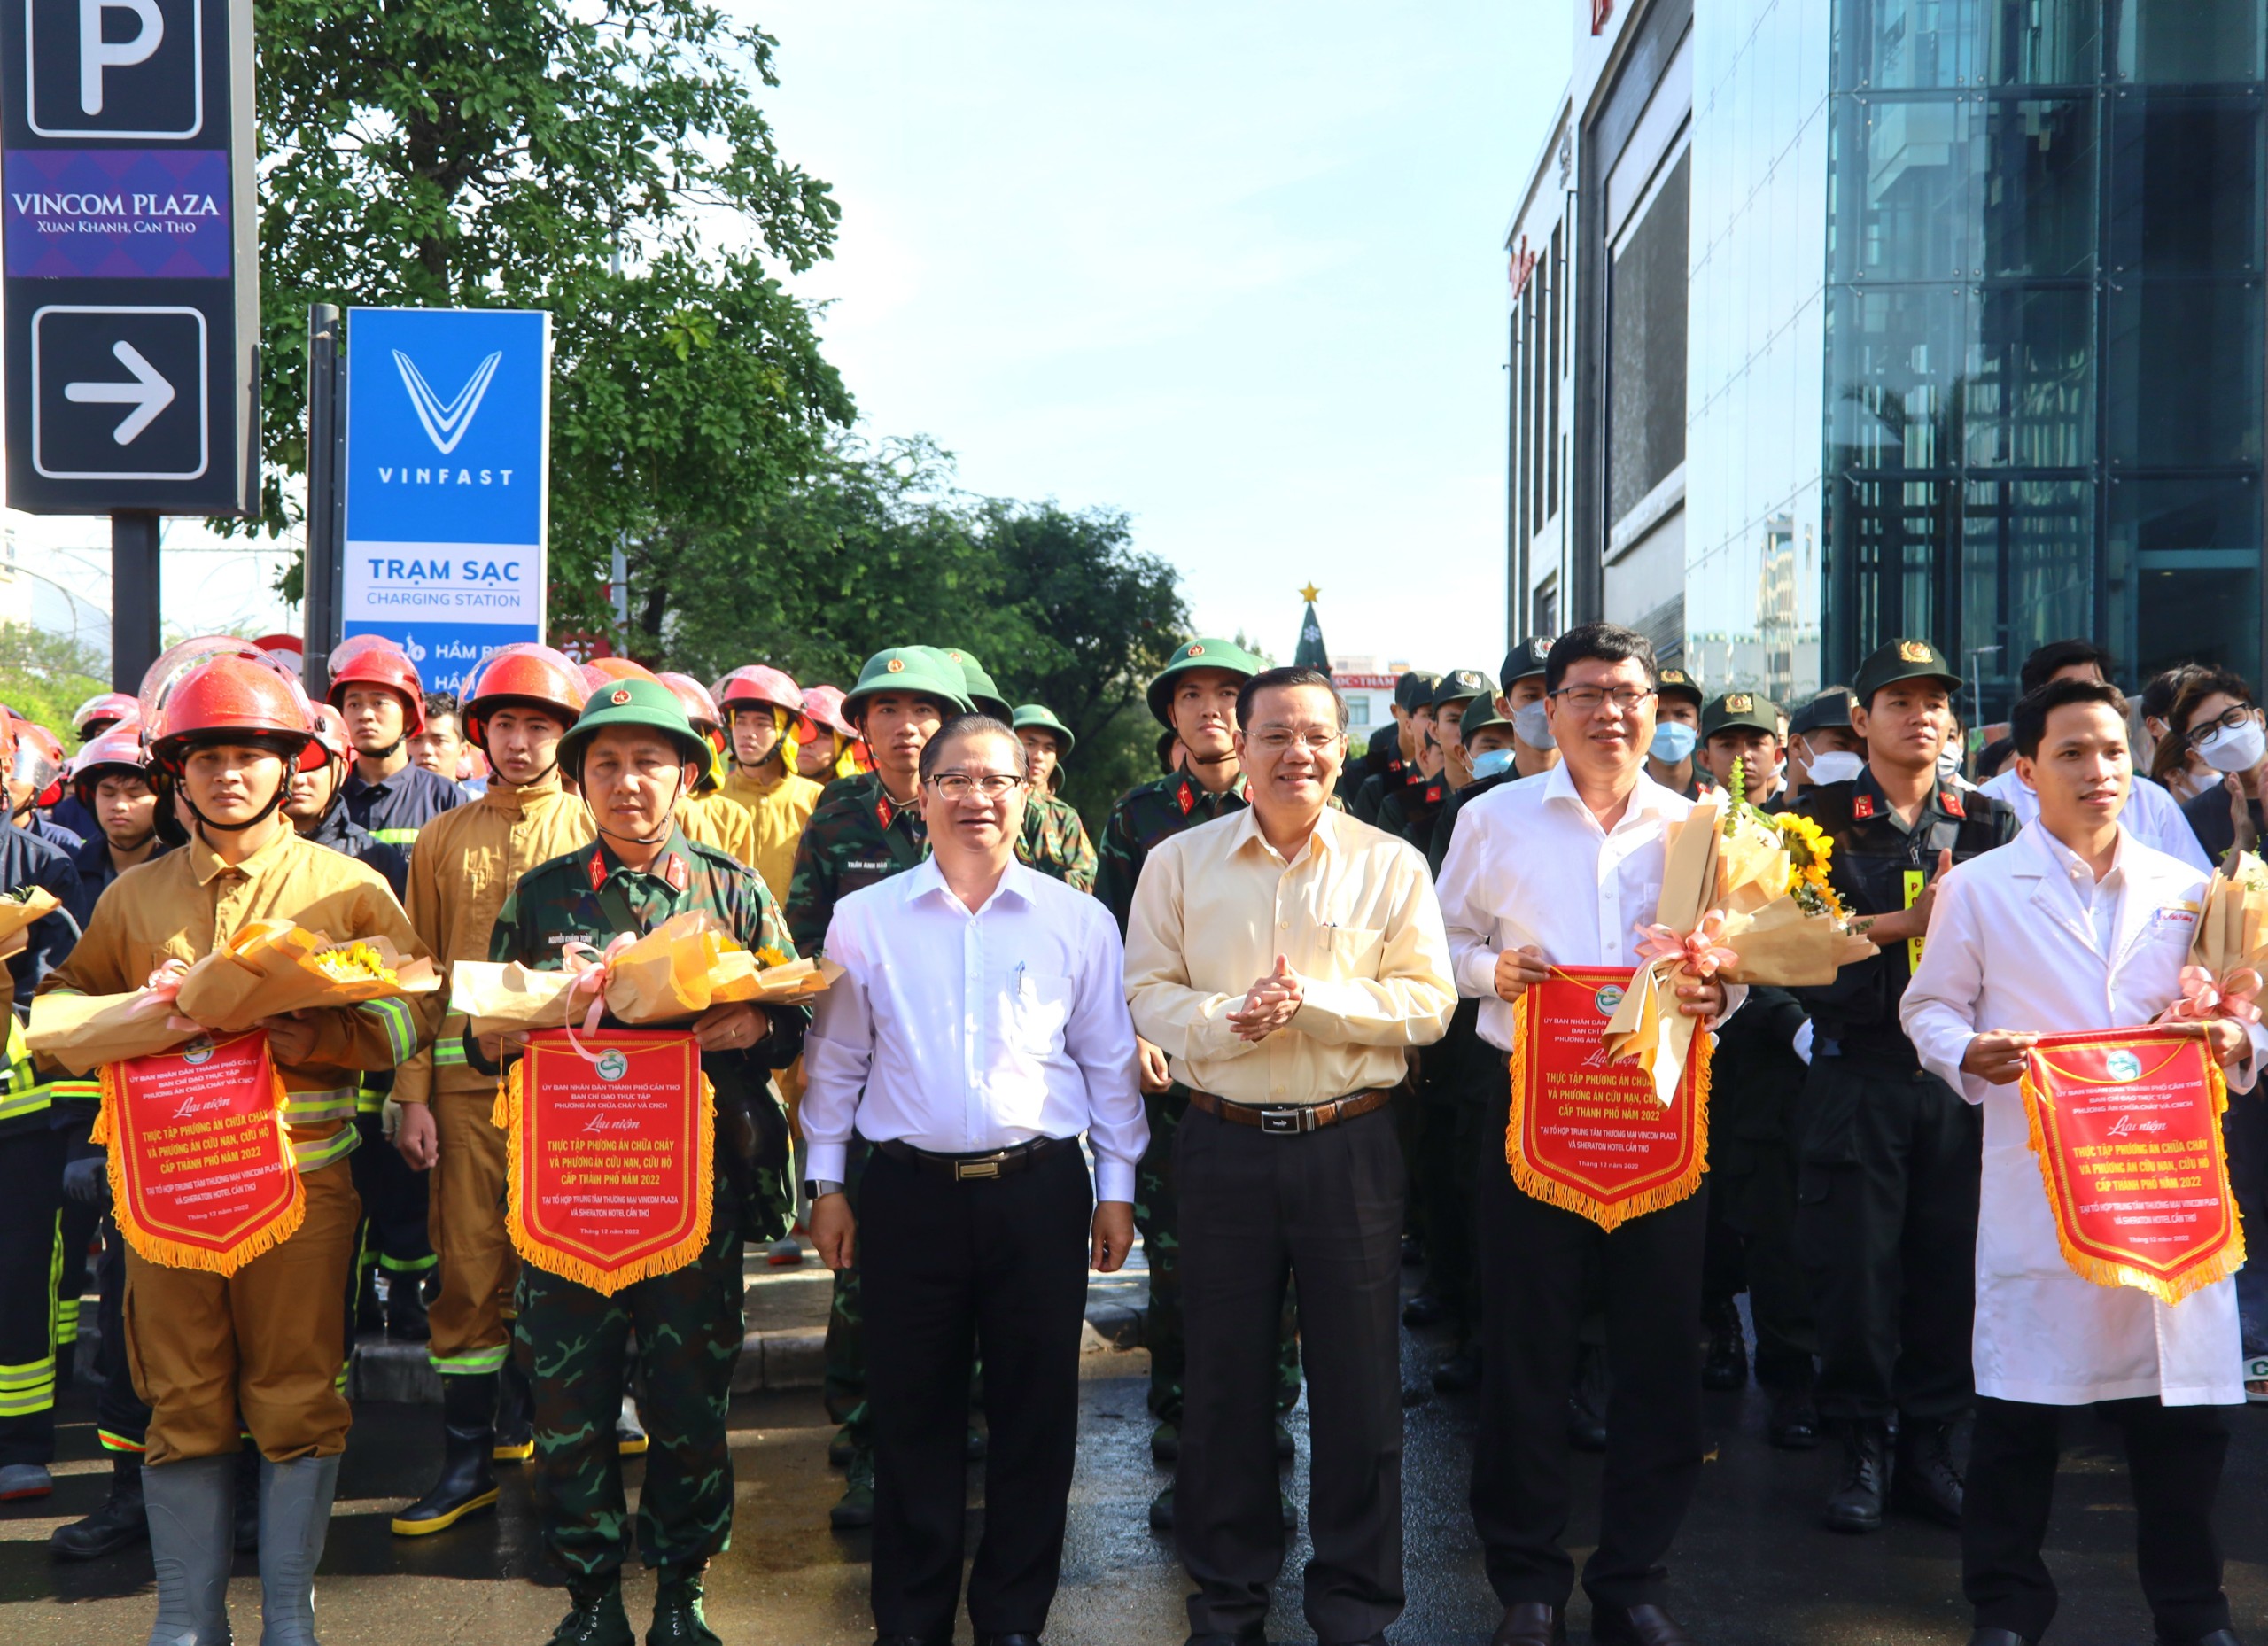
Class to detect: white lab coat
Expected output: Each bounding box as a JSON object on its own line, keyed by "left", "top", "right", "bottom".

{"left": 1979, "top": 766, "right": 2211, "bottom": 873}
{"left": 1901, "top": 820, "right": 2254, "bottom": 1406}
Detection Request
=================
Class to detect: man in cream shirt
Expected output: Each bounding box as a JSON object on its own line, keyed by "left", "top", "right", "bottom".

{"left": 1903, "top": 676, "right": 2256, "bottom": 1646}
{"left": 1125, "top": 664, "right": 1455, "bottom": 1646}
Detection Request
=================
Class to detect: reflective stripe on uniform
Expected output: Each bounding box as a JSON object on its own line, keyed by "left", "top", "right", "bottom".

{"left": 97, "top": 1428, "right": 146, "bottom": 1454}
{"left": 430, "top": 1345, "right": 509, "bottom": 1375}
{"left": 55, "top": 1297, "right": 80, "bottom": 1346}
{"left": 377, "top": 1252, "right": 437, "bottom": 1275}
{"left": 357, "top": 997, "right": 418, "bottom": 1067}
{"left": 49, "top": 1080, "right": 100, "bottom": 1105}
{"left": 0, "top": 1356, "right": 55, "bottom": 1417}
{"left": 284, "top": 1087, "right": 359, "bottom": 1124}
{"left": 290, "top": 1125, "right": 360, "bottom": 1172}
{"left": 355, "top": 1085, "right": 387, "bottom": 1115}
{"left": 433, "top": 1039, "right": 468, "bottom": 1067}
{"left": 0, "top": 1085, "right": 48, "bottom": 1122}
{"left": 369, "top": 827, "right": 420, "bottom": 847}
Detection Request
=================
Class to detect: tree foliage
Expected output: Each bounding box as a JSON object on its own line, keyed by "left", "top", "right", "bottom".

{"left": 251, "top": 0, "right": 853, "bottom": 626}
{"left": 0, "top": 625, "right": 108, "bottom": 741}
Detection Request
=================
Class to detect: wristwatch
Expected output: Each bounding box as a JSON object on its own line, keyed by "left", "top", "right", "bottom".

{"left": 805, "top": 1179, "right": 846, "bottom": 1200}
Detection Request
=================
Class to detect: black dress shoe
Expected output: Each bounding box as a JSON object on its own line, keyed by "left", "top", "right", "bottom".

{"left": 1402, "top": 1293, "right": 1448, "bottom": 1328}
{"left": 1700, "top": 1299, "right": 1747, "bottom": 1391}
{"left": 1490, "top": 1601, "right": 1566, "bottom": 1646}
{"left": 1967, "top": 1631, "right": 2031, "bottom": 1646}
{"left": 975, "top": 1635, "right": 1043, "bottom": 1646}
{"left": 2159, "top": 1632, "right": 2244, "bottom": 1646}
{"left": 1591, "top": 1603, "right": 1695, "bottom": 1645}
{"left": 1433, "top": 1342, "right": 1483, "bottom": 1393}
{"left": 1893, "top": 1417, "right": 1964, "bottom": 1528}
{"left": 1824, "top": 1421, "right": 1890, "bottom": 1533}
{"left": 1767, "top": 1386, "right": 1820, "bottom": 1450}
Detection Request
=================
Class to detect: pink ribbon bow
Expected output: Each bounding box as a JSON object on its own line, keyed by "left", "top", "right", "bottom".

{"left": 1633, "top": 911, "right": 1739, "bottom": 980}
{"left": 2159, "top": 963, "right": 2264, "bottom": 1027}
{"left": 556, "top": 933, "right": 639, "bottom": 1061}
{"left": 140, "top": 959, "right": 202, "bottom": 1035}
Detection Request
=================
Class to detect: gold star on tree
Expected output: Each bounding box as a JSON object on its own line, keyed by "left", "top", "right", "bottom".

{"left": 1298, "top": 582, "right": 1321, "bottom": 603}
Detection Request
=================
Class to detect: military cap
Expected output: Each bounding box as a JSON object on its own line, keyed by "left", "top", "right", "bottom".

{"left": 1011, "top": 703, "right": 1076, "bottom": 757}
{"left": 1146, "top": 637, "right": 1267, "bottom": 728}
{"left": 1852, "top": 638, "right": 1961, "bottom": 703}
{"left": 1701, "top": 689, "right": 1780, "bottom": 741}
{"left": 559, "top": 677, "right": 711, "bottom": 777}
{"left": 1457, "top": 693, "right": 1512, "bottom": 742}
{"left": 1432, "top": 669, "right": 1495, "bottom": 713}
{"left": 1498, "top": 636, "right": 1552, "bottom": 689}
{"left": 1789, "top": 687, "right": 1859, "bottom": 738}
{"left": 1655, "top": 666, "right": 1705, "bottom": 708}
{"left": 841, "top": 647, "right": 976, "bottom": 727}
{"left": 936, "top": 647, "right": 1014, "bottom": 721}
{"left": 1394, "top": 670, "right": 1442, "bottom": 714}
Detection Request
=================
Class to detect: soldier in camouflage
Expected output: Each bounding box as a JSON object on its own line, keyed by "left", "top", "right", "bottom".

{"left": 1092, "top": 638, "right": 1303, "bottom": 1533}
{"left": 1011, "top": 703, "right": 1098, "bottom": 891}
{"left": 478, "top": 679, "right": 806, "bottom": 1646}
{"left": 784, "top": 647, "right": 974, "bottom": 1529}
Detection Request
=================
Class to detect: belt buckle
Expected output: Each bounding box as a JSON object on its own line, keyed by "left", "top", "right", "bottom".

{"left": 954, "top": 1155, "right": 1004, "bottom": 1181}
{"left": 1258, "top": 1107, "right": 1305, "bottom": 1136}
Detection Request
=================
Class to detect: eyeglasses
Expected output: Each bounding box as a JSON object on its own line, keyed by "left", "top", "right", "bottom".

{"left": 1248, "top": 729, "right": 1343, "bottom": 753}
{"left": 1549, "top": 685, "right": 1656, "bottom": 714}
{"left": 927, "top": 772, "right": 1021, "bottom": 802}
{"left": 2186, "top": 704, "right": 2258, "bottom": 747}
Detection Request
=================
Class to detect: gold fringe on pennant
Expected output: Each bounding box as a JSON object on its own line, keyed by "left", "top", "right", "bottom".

{"left": 495, "top": 1052, "right": 717, "bottom": 1296}
{"left": 97, "top": 1053, "right": 307, "bottom": 1277}
{"left": 2019, "top": 1044, "right": 2245, "bottom": 1308}
{"left": 1504, "top": 1002, "right": 1712, "bottom": 1233}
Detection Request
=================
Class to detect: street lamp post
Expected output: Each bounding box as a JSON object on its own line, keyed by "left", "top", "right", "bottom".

{"left": 1968, "top": 645, "right": 2002, "bottom": 765}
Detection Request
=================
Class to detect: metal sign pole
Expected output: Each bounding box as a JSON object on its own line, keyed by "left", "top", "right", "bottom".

{"left": 303, "top": 304, "right": 343, "bottom": 695}
{"left": 108, "top": 510, "right": 161, "bottom": 690}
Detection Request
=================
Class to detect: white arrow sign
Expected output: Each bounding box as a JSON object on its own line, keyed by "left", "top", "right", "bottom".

{"left": 64, "top": 340, "right": 175, "bottom": 444}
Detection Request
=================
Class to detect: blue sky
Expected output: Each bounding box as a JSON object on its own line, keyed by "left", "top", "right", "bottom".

{"left": 745, "top": 2, "right": 1572, "bottom": 674}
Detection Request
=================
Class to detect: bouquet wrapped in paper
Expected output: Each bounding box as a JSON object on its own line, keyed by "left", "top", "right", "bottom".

{"left": 453, "top": 912, "right": 839, "bottom": 1038}
{"left": 28, "top": 926, "right": 440, "bottom": 1074}
{"left": 2162, "top": 850, "right": 2268, "bottom": 1025}
{"left": 0, "top": 885, "right": 63, "bottom": 957}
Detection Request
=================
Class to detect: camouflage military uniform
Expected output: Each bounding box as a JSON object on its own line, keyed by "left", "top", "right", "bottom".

{"left": 1017, "top": 791, "right": 1097, "bottom": 890}
{"left": 1094, "top": 771, "right": 1301, "bottom": 1427}
{"left": 783, "top": 772, "right": 930, "bottom": 1456}
{"left": 489, "top": 829, "right": 806, "bottom": 1580}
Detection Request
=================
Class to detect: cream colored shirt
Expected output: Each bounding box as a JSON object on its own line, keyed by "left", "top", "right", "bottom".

{"left": 1123, "top": 804, "right": 1455, "bottom": 1105}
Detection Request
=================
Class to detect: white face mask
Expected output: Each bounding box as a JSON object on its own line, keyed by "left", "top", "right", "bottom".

{"left": 1805, "top": 749, "right": 1864, "bottom": 787}
{"left": 1511, "top": 700, "right": 1554, "bottom": 749}
{"left": 2195, "top": 717, "right": 2267, "bottom": 774}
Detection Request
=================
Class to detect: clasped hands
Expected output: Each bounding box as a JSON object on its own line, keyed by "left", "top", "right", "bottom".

{"left": 1490, "top": 943, "right": 1728, "bottom": 1021}
{"left": 1229, "top": 953, "right": 1305, "bottom": 1042}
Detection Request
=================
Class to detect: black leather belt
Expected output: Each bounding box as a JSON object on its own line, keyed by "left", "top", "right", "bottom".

{"left": 1185, "top": 1086, "right": 1392, "bottom": 1135}
{"left": 874, "top": 1135, "right": 1077, "bottom": 1182}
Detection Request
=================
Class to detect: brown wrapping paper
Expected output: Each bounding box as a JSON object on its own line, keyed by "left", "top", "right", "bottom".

{"left": 1604, "top": 798, "right": 1724, "bottom": 1106}
{"left": 2188, "top": 852, "right": 2268, "bottom": 982}
{"left": 27, "top": 990, "right": 197, "bottom": 1075}
{"left": 1717, "top": 898, "right": 1876, "bottom": 986}
{"left": 0, "top": 886, "right": 61, "bottom": 957}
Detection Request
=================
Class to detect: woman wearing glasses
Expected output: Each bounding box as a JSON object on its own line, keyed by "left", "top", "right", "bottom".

{"left": 2164, "top": 671, "right": 2268, "bottom": 870}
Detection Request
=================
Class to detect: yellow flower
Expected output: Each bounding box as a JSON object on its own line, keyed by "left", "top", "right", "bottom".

{"left": 313, "top": 942, "right": 394, "bottom": 983}
{"left": 754, "top": 945, "right": 791, "bottom": 970}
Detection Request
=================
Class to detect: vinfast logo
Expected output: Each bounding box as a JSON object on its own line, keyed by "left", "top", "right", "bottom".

{"left": 392, "top": 347, "right": 501, "bottom": 455}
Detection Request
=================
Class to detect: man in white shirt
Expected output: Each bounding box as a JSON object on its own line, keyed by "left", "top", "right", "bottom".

{"left": 1902, "top": 677, "right": 2255, "bottom": 1646}
{"left": 1435, "top": 625, "right": 1732, "bottom": 1646}
{"left": 1125, "top": 665, "right": 1456, "bottom": 1646}
{"left": 1979, "top": 640, "right": 2210, "bottom": 873}
{"left": 803, "top": 714, "right": 1146, "bottom": 1646}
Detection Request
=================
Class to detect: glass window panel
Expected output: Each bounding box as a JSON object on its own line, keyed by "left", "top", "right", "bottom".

{"left": 2111, "top": 0, "right": 2266, "bottom": 84}
{"left": 1965, "top": 285, "right": 2095, "bottom": 467}
{"left": 1981, "top": 97, "right": 2096, "bottom": 277}
{"left": 2103, "top": 95, "right": 2264, "bottom": 276}
{"left": 1980, "top": 0, "right": 2100, "bottom": 86}
{"left": 1960, "top": 478, "right": 2094, "bottom": 719}
{"left": 1827, "top": 284, "right": 1970, "bottom": 471}
{"left": 2105, "top": 281, "right": 2265, "bottom": 466}
{"left": 2106, "top": 478, "right": 2262, "bottom": 682}
{"left": 1860, "top": 0, "right": 1980, "bottom": 89}
{"left": 1608, "top": 151, "right": 1692, "bottom": 525}
{"left": 1829, "top": 473, "right": 1958, "bottom": 657}
{"left": 1858, "top": 97, "right": 1977, "bottom": 278}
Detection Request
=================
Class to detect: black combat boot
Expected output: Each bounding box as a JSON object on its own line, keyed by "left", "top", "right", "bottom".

{"left": 1823, "top": 1419, "right": 1891, "bottom": 1533}
{"left": 49, "top": 1450, "right": 146, "bottom": 1559}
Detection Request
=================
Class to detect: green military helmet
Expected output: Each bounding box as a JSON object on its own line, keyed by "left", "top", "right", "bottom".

{"left": 558, "top": 677, "right": 712, "bottom": 779}
{"left": 1146, "top": 637, "right": 1267, "bottom": 728}
{"left": 1011, "top": 703, "right": 1076, "bottom": 757}
{"left": 937, "top": 647, "right": 1014, "bottom": 721}
{"left": 840, "top": 646, "right": 976, "bottom": 729}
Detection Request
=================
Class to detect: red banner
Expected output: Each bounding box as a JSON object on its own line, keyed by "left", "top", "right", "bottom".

{"left": 2019, "top": 1025, "right": 2244, "bottom": 1306}
{"left": 1506, "top": 967, "right": 1710, "bottom": 1231}
{"left": 94, "top": 1032, "right": 304, "bottom": 1275}
{"left": 495, "top": 1029, "right": 713, "bottom": 1294}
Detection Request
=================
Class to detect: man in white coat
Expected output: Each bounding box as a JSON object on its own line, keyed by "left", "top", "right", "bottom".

{"left": 1903, "top": 676, "right": 2255, "bottom": 1646}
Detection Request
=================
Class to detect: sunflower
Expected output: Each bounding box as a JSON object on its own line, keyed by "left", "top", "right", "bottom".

{"left": 313, "top": 941, "right": 394, "bottom": 983}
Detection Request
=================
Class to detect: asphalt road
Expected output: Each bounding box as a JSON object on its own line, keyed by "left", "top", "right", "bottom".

{"left": 6, "top": 1314, "right": 2266, "bottom": 1644}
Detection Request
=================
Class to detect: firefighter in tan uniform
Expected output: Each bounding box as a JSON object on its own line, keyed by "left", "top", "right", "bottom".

{"left": 40, "top": 653, "right": 440, "bottom": 1646}
{"left": 656, "top": 672, "right": 770, "bottom": 872}
{"left": 711, "top": 664, "right": 824, "bottom": 905}
{"left": 389, "top": 644, "right": 597, "bottom": 1536}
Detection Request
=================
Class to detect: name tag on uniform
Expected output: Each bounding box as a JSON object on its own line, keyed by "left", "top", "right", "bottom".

{"left": 2148, "top": 904, "right": 2199, "bottom": 932}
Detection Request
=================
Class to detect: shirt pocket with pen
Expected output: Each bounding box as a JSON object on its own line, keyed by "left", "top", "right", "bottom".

{"left": 1006, "top": 968, "right": 1076, "bottom": 1057}
{"left": 1320, "top": 925, "right": 1385, "bottom": 978}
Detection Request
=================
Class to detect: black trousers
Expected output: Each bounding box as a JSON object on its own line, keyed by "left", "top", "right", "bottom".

{"left": 1795, "top": 1057, "right": 1979, "bottom": 1425}
{"left": 863, "top": 1142, "right": 1092, "bottom": 1642}
{"left": 1177, "top": 1102, "right": 1404, "bottom": 1645}
{"left": 1715, "top": 1139, "right": 1816, "bottom": 1391}
{"left": 1472, "top": 1101, "right": 1706, "bottom": 1613}
{"left": 0, "top": 1125, "right": 65, "bottom": 1466}
{"left": 348, "top": 1111, "right": 434, "bottom": 1280}
{"left": 1964, "top": 1395, "right": 2232, "bottom": 1642}
{"left": 93, "top": 1218, "right": 151, "bottom": 1454}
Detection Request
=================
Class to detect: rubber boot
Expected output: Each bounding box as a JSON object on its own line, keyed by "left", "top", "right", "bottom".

{"left": 616, "top": 1394, "right": 648, "bottom": 1457}
{"left": 255, "top": 1454, "right": 338, "bottom": 1646}
{"left": 143, "top": 1455, "right": 236, "bottom": 1646}
{"left": 390, "top": 1371, "right": 499, "bottom": 1535}
{"left": 50, "top": 1449, "right": 148, "bottom": 1560}
{"left": 548, "top": 1572, "right": 633, "bottom": 1646}
{"left": 493, "top": 1358, "right": 534, "bottom": 1462}
{"left": 647, "top": 1562, "right": 723, "bottom": 1646}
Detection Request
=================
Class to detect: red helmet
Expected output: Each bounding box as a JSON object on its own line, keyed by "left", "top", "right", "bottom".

{"left": 307, "top": 702, "right": 353, "bottom": 765}
{"left": 801, "top": 684, "right": 855, "bottom": 741}
{"left": 714, "top": 664, "right": 805, "bottom": 718}
{"left": 462, "top": 644, "right": 586, "bottom": 750}
{"left": 138, "top": 635, "right": 274, "bottom": 735}
{"left": 72, "top": 690, "right": 139, "bottom": 740}
{"left": 582, "top": 656, "right": 656, "bottom": 688}
{"left": 656, "top": 672, "right": 723, "bottom": 731}
{"left": 68, "top": 725, "right": 152, "bottom": 800}
{"left": 8, "top": 718, "right": 67, "bottom": 807}
{"left": 325, "top": 635, "right": 427, "bottom": 736}
{"left": 150, "top": 656, "right": 324, "bottom": 775}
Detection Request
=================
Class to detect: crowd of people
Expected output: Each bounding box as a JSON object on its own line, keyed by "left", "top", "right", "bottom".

{"left": 0, "top": 618, "right": 2259, "bottom": 1646}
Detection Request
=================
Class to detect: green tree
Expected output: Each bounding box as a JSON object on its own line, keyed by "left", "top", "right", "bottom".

{"left": 252, "top": 0, "right": 853, "bottom": 631}
{"left": 0, "top": 625, "right": 108, "bottom": 742}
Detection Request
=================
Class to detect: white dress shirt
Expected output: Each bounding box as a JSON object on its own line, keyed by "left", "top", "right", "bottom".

{"left": 1435, "top": 762, "right": 1742, "bottom": 1052}
{"left": 801, "top": 858, "right": 1148, "bottom": 1202}
{"left": 1981, "top": 767, "right": 2210, "bottom": 873}
{"left": 1902, "top": 820, "right": 2259, "bottom": 1406}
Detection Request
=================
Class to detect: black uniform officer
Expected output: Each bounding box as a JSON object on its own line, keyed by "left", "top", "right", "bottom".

{"left": 1351, "top": 672, "right": 1438, "bottom": 824}
{"left": 1790, "top": 640, "right": 2016, "bottom": 1534}
{"left": 1377, "top": 670, "right": 1491, "bottom": 862}
{"left": 1645, "top": 668, "right": 1709, "bottom": 799}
